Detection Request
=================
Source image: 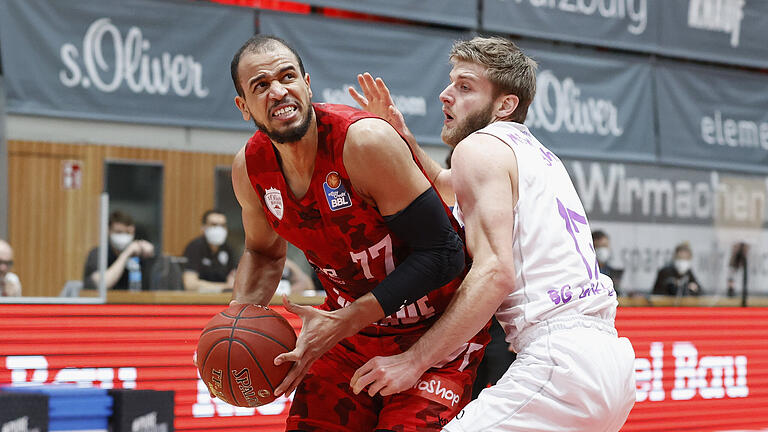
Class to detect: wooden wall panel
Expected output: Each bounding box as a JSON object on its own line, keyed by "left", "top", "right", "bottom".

{"left": 7, "top": 141, "right": 235, "bottom": 297}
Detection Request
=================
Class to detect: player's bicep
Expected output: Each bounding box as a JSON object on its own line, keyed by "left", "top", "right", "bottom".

{"left": 344, "top": 119, "right": 430, "bottom": 216}
{"left": 232, "top": 149, "right": 285, "bottom": 258}
{"left": 451, "top": 135, "right": 517, "bottom": 267}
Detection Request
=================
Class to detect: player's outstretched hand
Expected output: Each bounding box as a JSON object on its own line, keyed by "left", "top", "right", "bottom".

{"left": 348, "top": 73, "right": 415, "bottom": 146}
{"left": 273, "top": 296, "right": 347, "bottom": 397}
{"left": 350, "top": 351, "right": 424, "bottom": 397}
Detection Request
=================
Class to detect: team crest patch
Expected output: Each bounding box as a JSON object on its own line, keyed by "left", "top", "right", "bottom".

{"left": 323, "top": 171, "right": 352, "bottom": 211}
{"left": 264, "top": 187, "right": 284, "bottom": 220}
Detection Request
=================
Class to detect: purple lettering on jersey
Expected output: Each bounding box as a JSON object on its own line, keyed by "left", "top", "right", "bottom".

{"left": 547, "top": 285, "right": 574, "bottom": 305}
{"left": 547, "top": 280, "right": 612, "bottom": 307}
{"left": 556, "top": 197, "right": 595, "bottom": 280}
{"left": 506, "top": 133, "right": 522, "bottom": 145}
{"left": 539, "top": 147, "right": 557, "bottom": 166}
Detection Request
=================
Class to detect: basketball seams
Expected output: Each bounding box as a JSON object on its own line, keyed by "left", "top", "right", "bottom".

{"left": 225, "top": 303, "right": 249, "bottom": 405}
{"left": 198, "top": 303, "right": 295, "bottom": 407}
{"left": 231, "top": 339, "right": 277, "bottom": 392}
{"left": 220, "top": 313, "right": 282, "bottom": 319}
{"left": 202, "top": 327, "right": 295, "bottom": 351}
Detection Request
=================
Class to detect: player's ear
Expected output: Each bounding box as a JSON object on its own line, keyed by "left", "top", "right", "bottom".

{"left": 305, "top": 73, "right": 312, "bottom": 99}
{"left": 235, "top": 96, "right": 251, "bottom": 121}
{"left": 496, "top": 94, "right": 519, "bottom": 120}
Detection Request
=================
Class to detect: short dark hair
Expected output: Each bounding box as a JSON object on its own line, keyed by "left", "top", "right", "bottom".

{"left": 202, "top": 209, "right": 225, "bottom": 225}
{"left": 109, "top": 210, "right": 134, "bottom": 227}
{"left": 592, "top": 230, "right": 608, "bottom": 243}
{"left": 674, "top": 242, "right": 692, "bottom": 256}
{"left": 230, "top": 34, "right": 306, "bottom": 98}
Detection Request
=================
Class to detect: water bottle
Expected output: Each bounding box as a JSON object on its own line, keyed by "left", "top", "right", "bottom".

{"left": 127, "top": 256, "right": 142, "bottom": 292}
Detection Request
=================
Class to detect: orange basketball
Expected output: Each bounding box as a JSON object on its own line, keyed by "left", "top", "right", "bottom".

{"left": 196, "top": 303, "right": 297, "bottom": 407}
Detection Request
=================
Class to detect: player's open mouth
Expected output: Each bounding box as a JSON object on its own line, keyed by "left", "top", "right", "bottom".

{"left": 271, "top": 104, "right": 298, "bottom": 119}
{"left": 443, "top": 109, "right": 454, "bottom": 124}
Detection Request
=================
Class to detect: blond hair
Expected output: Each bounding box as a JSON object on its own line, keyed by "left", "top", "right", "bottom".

{"left": 450, "top": 36, "right": 538, "bottom": 123}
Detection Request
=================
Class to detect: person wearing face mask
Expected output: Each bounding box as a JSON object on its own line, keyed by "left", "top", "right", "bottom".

{"left": 83, "top": 210, "right": 156, "bottom": 290}
{"left": 0, "top": 239, "right": 22, "bottom": 297}
{"left": 182, "top": 209, "right": 237, "bottom": 292}
{"left": 652, "top": 242, "right": 701, "bottom": 297}
{"left": 592, "top": 230, "right": 624, "bottom": 296}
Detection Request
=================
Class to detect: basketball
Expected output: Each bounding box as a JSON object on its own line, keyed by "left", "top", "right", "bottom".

{"left": 196, "top": 303, "right": 297, "bottom": 407}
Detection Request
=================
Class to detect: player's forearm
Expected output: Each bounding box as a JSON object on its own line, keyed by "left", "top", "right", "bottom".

{"left": 232, "top": 248, "right": 285, "bottom": 304}
{"left": 332, "top": 293, "right": 385, "bottom": 338}
{"left": 410, "top": 259, "right": 513, "bottom": 369}
{"left": 372, "top": 188, "right": 465, "bottom": 316}
{"left": 92, "top": 253, "right": 130, "bottom": 289}
{"left": 410, "top": 143, "right": 454, "bottom": 202}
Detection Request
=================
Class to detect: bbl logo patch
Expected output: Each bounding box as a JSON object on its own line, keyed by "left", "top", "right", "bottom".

{"left": 323, "top": 172, "right": 352, "bottom": 211}
{"left": 264, "top": 187, "right": 284, "bottom": 220}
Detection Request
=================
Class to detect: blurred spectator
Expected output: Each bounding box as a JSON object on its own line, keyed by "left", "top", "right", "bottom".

{"left": 0, "top": 239, "right": 22, "bottom": 297}
{"left": 83, "top": 210, "right": 156, "bottom": 290}
{"left": 652, "top": 242, "right": 701, "bottom": 296}
{"left": 727, "top": 242, "right": 749, "bottom": 298}
{"left": 276, "top": 257, "right": 315, "bottom": 296}
{"left": 182, "top": 209, "right": 237, "bottom": 292}
{"left": 592, "top": 230, "right": 624, "bottom": 296}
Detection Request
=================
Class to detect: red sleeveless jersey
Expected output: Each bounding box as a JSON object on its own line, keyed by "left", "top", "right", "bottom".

{"left": 244, "top": 103, "right": 463, "bottom": 333}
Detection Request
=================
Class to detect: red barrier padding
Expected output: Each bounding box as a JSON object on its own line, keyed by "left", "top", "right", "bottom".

{"left": 1, "top": 304, "right": 767, "bottom": 431}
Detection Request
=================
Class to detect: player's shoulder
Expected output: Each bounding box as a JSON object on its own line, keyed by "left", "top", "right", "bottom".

{"left": 345, "top": 117, "right": 404, "bottom": 156}
{"left": 454, "top": 130, "right": 513, "bottom": 163}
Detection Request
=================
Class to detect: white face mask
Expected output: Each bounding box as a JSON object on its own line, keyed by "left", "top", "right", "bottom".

{"left": 595, "top": 247, "right": 611, "bottom": 263}
{"left": 110, "top": 232, "right": 134, "bottom": 251}
{"left": 204, "top": 226, "right": 228, "bottom": 247}
{"left": 674, "top": 259, "right": 692, "bottom": 274}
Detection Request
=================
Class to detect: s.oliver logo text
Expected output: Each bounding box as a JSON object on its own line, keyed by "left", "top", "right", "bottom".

{"left": 59, "top": 18, "right": 209, "bottom": 98}
{"left": 527, "top": 70, "right": 624, "bottom": 137}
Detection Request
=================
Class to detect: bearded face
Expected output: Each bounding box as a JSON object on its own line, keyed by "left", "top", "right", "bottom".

{"left": 252, "top": 103, "right": 314, "bottom": 144}
{"left": 441, "top": 101, "right": 494, "bottom": 147}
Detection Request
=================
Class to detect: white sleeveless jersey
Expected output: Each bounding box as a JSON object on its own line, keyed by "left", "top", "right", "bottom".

{"left": 453, "top": 122, "right": 617, "bottom": 345}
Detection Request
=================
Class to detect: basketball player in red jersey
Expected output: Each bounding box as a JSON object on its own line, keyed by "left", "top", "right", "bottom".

{"left": 226, "top": 35, "right": 489, "bottom": 431}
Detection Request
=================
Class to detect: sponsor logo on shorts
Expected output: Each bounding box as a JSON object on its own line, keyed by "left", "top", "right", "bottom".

{"left": 232, "top": 367, "right": 260, "bottom": 407}
{"left": 323, "top": 172, "right": 352, "bottom": 211}
{"left": 407, "top": 373, "right": 463, "bottom": 408}
{"left": 264, "top": 187, "right": 284, "bottom": 220}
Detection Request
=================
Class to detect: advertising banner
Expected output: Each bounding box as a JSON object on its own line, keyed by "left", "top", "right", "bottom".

{"left": 0, "top": 0, "right": 254, "bottom": 129}
{"left": 658, "top": 0, "right": 768, "bottom": 69}
{"left": 656, "top": 60, "right": 768, "bottom": 174}
{"left": 283, "top": 0, "right": 477, "bottom": 27}
{"left": 565, "top": 158, "right": 768, "bottom": 295}
{"left": 260, "top": 11, "right": 467, "bottom": 147}
{"left": 482, "top": 0, "right": 659, "bottom": 53}
{"left": 519, "top": 41, "right": 655, "bottom": 162}
{"left": 2, "top": 305, "right": 768, "bottom": 431}
{"left": 619, "top": 307, "right": 768, "bottom": 431}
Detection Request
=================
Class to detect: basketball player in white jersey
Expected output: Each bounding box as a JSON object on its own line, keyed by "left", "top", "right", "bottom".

{"left": 348, "top": 36, "right": 636, "bottom": 431}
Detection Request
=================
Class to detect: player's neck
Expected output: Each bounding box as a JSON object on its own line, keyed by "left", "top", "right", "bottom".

{"left": 275, "top": 122, "right": 318, "bottom": 199}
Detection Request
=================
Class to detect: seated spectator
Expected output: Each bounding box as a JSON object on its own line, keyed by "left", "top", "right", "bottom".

{"left": 652, "top": 242, "right": 701, "bottom": 296}
{"left": 182, "top": 209, "right": 237, "bottom": 292}
{"left": 0, "top": 239, "right": 22, "bottom": 297}
{"left": 83, "top": 210, "right": 155, "bottom": 290}
{"left": 592, "top": 230, "right": 624, "bottom": 296}
{"left": 275, "top": 257, "right": 315, "bottom": 296}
